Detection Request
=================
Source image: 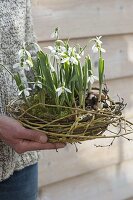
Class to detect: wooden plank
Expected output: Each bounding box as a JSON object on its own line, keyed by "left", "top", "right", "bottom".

{"left": 32, "top": 0, "right": 133, "bottom": 41}
{"left": 38, "top": 34, "right": 133, "bottom": 80}
{"left": 38, "top": 76, "right": 133, "bottom": 186}
{"left": 39, "top": 136, "right": 133, "bottom": 187}
{"left": 39, "top": 160, "right": 133, "bottom": 200}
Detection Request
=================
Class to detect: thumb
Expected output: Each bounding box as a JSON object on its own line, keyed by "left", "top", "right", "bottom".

{"left": 19, "top": 128, "right": 48, "bottom": 143}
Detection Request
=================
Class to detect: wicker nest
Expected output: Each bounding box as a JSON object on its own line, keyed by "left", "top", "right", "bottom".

{"left": 7, "top": 88, "right": 133, "bottom": 144}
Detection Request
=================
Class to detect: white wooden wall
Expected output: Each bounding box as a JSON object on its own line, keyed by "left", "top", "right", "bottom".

{"left": 32, "top": 1, "right": 133, "bottom": 199}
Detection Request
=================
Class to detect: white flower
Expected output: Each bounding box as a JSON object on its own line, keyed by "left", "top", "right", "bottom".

{"left": 68, "top": 47, "right": 72, "bottom": 56}
{"left": 18, "top": 49, "right": 31, "bottom": 60}
{"left": 13, "top": 60, "right": 33, "bottom": 71}
{"left": 54, "top": 54, "right": 60, "bottom": 60}
{"left": 96, "top": 36, "right": 103, "bottom": 45}
{"left": 87, "top": 75, "right": 98, "bottom": 84}
{"left": 64, "top": 87, "right": 72, "bottom": 94}
{"left": 25, "top": 60, "right": 33, "bottom": 68}
{"left": 60, "top": 46, "right": 66, "bottom": 52}
{"left": 92, "top": 36, "right": 106, "bottom": 53}
{"left": 68, "top": 47, "right": 76, "bottom": 56}
{"left": 61, "top": 56, "right": 78, "bottom": 65}
{"left": 23, "top": 62, "right": 30, "bottom": 71}
{"left": 51, "top": 28, "right": 59, "bottom": 39}
{"left": 61, "top": 57, "right": 69, "bottom": 64}
{"left": 46, "top": 46, "right": 60, "bottom": 60}
{"left": 56, "top": 87, "right": 63, "bottom": 97}
{"left": 76, "top": 53, "right": 81, "bottom": 59}
{"left": 13, "top": 63, "right": 20, "bottom": 69}
{"left": 18, "top": 49, "right": 24, "bottom": 59}
{"left": 56, "top": 86, "right": 72, "bottom": 97}
{"left": 69, "top": 56, "right": 78, "bottom": 65}
{"left": 23, "top": 60, "right": 33, "bottom": 71}
{"left": 46, "top": 46, "right": 56, "bottom": 54}
{"left": 92, "top": 45, "right": 99, "bottom": 53}
{"left": 33, "top": 81, "right": 42, "bottom": 89}
{"left": 18, "top": 88, "right": 32, "bottom": 97}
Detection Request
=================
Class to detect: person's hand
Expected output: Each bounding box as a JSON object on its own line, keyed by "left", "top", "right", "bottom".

{"left": 0, "top": 116, "right": 65, "bottom": 154}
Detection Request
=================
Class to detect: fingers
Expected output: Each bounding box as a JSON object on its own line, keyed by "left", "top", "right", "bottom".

{"left": 14, "top": 140, "right": 66, "bottom": 154}
{"left": 19, "top": 128, "right": 48, "bottom": 143}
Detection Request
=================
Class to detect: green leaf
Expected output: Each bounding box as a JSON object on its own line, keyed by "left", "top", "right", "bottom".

{"left": 38, "top": 51, "right": 56, "bottom": 97}
{"left": 99, "top": 57, "right": 104, "bottom": 85}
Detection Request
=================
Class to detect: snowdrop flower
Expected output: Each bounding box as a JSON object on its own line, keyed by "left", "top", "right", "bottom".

{"left": 13, "top": 60, "right": 33, "bottom": 71}
{"left": 68, "top": 47, "right": 76, "bottom": 56}
{"left": 92, "top": 36, "right": 106, "bottom": 54}
{"left": 69, "top": 56, "right": 78, "bottom": 65}
{"left": 61, "top": 56, "right": 78, "bottom": 65}
{"left": 76, "top": 53, "right": 81, "bottom": 59}
{"left": 61, "top": 57, "right": 70, "bottom": 64}
{"left": 56, "top": 86, "right": 72, "bottom": 97}
{"left": 18, "top": 88, "right": 32, "bottom": 97}
{"left": 46, "top": 46, "right": 60, "bottom": 60}
{"left": 18, "top": 49, "right": 31, "bottom": 60}
{"left": 68, "top": 47, "right": 73, "bottom": 56}
{"left": 51, "top": 28, "right": 59, "bottom": 39}
{"left": 33, "top": 81, "right": 42, "bottom": 89}
{"left": 13, "top": 63, "right": 20, "bottom": 69}
{"left": 60, "top": 46, "right": 66, "bottom": 52}
{"left": 23, "top": 60, "right": 33, "bottom": 71}
{"left": 87, "top": 75, "right": 98, "bottom": 84}
{"left": 46, "top": 46, "right": 56, "bottom": 54}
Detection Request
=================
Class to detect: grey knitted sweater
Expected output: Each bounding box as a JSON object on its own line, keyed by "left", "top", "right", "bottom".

{"left": 0, "top": 0, "right": 39, "bottom": 181}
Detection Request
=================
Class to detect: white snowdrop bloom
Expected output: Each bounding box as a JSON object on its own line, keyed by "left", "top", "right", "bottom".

{"left": 92, "top": 44, "right": 106, "bottom": 54}
{"left": 58, "top": 52, "right": 66, "bottom": 57}
{"left": 18, "top": 49, "right": 24, "bottom": 59}
{"left": 100, "top": 48, "right": 106, "bottom": 53}
{"left": 64, "top": 87, "right": 72, "bottom": 94}
{"left": 96, "top": 36, "right": 103, "bottom": 45}
{"left": 46, "top": 46, "right": 61, "bottom": 60}
{"left": 23, "top": 62, "right": 30, "bottom": 71}
{"left": 68, "top": 47, "right": 72, "bottom": 56}
{"left": 76, "top": 53, "right": 81, "bottom": 59}
{"left": 35, "top": 81, "right": 42, "bottom": 89}
{"left": 60, "top": 46, "right": 66, "bottom": 52}
{"left": 61, "top": 57, "right": 70, "bottom": 64}
{"left": 23, "top": 88, "right": 32, "bottom": 96}
{"left": 56, "top": 87, "right": 63, "bottom": 97}
{"left": 54, "top": 54, "right": 60, "bottom": 60}
{"left": 51, "top": 31, "right": 58, "bottom": 39}
{"left": 56, "top": 86, "right": 72, "bottom": 97}
{"left": 13, "top": 63, "right": 20, "bottom": 69}
{"left": 18, "top": 88, "right": 32, "bottom": 97}
{"left": 25, "top": 50, "right": 31, "bottom": 58}
{"left": 69, "top": 56, "right": 78, "bottom": 65}
{"left": 87, "top": 75, "right": 98, "bottom": 84}
{"left": 92, "top": 44, "right": 99, "bottom": 53}
{"left": 26, "top": 60, "right": 33, "bottom": 68}
{"left": 92, "top": 36, "right": 106, "bottom": 53}
{"left": 46, "top": 46, "right": 56, "bottom": 54}
{"left": 61, "top": 56, "right": 78, "bottom": 65}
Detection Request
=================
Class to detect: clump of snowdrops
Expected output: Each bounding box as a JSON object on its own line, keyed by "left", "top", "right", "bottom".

{"left": 2, "top": 28, "right": 133, "bottom": 145}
